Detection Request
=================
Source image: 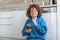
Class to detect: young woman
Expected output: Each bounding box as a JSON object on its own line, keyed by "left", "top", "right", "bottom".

{"left": 22, "top": 4, "right": 47, "bottom": 40}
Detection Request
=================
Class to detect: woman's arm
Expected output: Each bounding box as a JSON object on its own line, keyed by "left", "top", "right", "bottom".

{"left": 35, "top": 18, "right": 47, "bottom": 35}
{"left": 22, "top": 20, "right": 31, "bottom": 36}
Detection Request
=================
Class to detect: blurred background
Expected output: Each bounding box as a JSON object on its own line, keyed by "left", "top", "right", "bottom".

{"left": 0, "top": 0, "right": 58, "bottom": 40}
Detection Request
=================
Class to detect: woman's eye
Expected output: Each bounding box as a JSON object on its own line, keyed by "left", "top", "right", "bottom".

{"left": 35, "top": 11, "right": 36, "bottom": 12}
{"left": 31, "top": 11, "right": 33, "bottom": 12}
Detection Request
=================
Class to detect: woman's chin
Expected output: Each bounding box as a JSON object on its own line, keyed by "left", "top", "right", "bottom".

{"left": 32, "top": 16, "right": 37, "bottom": 18}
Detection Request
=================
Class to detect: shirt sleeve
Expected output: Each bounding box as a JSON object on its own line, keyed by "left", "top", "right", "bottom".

{"left": 22, "top": 20, "right": 30, "bottom": 36}
{"left": 35, "top": 18, "right": 47, "bottom": 35}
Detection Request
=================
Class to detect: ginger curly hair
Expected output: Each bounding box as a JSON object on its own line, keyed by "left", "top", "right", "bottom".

{"left": 26, "top": 4, "right": 42, "bottom": 19}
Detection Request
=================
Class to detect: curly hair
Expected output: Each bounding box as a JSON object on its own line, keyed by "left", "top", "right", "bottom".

{"left": 26, "top": 4, "right": 42, "bottom": 19}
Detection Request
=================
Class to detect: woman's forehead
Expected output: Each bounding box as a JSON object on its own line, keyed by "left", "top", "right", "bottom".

{"left": 30, "top": 7, "right": 37, "bottom": 10}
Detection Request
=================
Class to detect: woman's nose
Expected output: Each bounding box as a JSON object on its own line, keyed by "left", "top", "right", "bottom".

{"left": 33, "top": 11, "right": 35, "bottom": 14}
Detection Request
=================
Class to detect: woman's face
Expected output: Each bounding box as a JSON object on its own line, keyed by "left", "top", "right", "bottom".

{"left": 30, "top": 7, "right": 38, "bottom": 18}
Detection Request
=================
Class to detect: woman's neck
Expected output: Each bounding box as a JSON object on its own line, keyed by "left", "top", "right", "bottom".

{"left": 32, "top": 17, "right": 37, "bottom": 20}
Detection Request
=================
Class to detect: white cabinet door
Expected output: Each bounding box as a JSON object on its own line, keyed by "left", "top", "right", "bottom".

{"left": 42, "top": 13, "right": 56, "bottom": 40}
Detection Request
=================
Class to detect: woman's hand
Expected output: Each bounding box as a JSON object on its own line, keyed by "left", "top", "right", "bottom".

{"left": 26, "top": 29, "right": 31, "bottom": 33}
{"left": 32, "top": 18, "right": 37, "bottom": 26}
{"left": 26, "top": 24, "right": 32, "bottom": 33}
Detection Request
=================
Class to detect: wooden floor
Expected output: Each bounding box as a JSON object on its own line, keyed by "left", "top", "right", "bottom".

{"left": 0, "top": 37, "right": 25, "bottom": 40}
